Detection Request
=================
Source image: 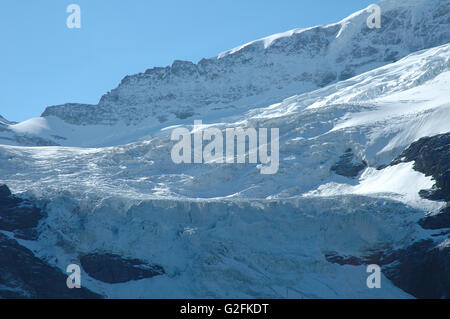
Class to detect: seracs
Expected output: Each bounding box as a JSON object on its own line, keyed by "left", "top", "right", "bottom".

{"left": 170, "top": 120, "right": 279, "bottom": 174}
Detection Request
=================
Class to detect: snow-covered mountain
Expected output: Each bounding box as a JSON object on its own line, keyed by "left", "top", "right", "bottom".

{"left": 0, "top": 0, "right": 449, "bottom": 299}
{"left": 2, "top": 43, "right": 449, "bottom": 201}
{"left": 2, "top": 0, "right": 450, "bottom": 147}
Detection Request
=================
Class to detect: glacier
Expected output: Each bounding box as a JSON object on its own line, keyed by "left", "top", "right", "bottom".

{"left": 0, "top": 0, "right": 449, "bottom": 299}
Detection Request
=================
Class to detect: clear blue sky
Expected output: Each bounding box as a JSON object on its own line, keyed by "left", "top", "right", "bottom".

{"left": 0, "top": 0, "right": 375, "bottom": 122}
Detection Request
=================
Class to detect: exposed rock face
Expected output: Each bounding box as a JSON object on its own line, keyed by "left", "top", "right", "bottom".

{"left": 392, "top": 132, "right": 450, "bottom": 201}
{"left": 326, "top": 238, "right": 450, "bottom": 299}
{"left": 0, "top": 185, "right": 102, "bottom": 298}
{"left": 0, "top": 185, "right": 44, "bottom": 240}
{"left": 420, "top": 204, "right": 450, "bottom": 230}
{"left": 0, "top": 234, "right": 102, "bottom": 299}
{"left": 382, "top": 240, "right": 450, "bottom": 299}
{"left": 80, "top": 253, "right": 165, "bottom": 284}
{"left": 0, "top": 184, "right": 11, "bottom": 197}
{"left": 331, "top": 149, "right": 367, "bottom": 177}
{"left": 326, "top": 132, "right": 450, "bottom": 298}
{"left": 41, "top": 0, "right": 450, "bottom": 127}
{"left": 391, "top": 132, "right": 450, "bottom": 229}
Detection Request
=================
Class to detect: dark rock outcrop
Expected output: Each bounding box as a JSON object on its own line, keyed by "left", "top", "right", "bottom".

{"left": 0, "top": 233, "right": 102, "bottom": 299}
{"left": 391, "top": 132, "right": 450, "bottom": 230}
{"left": 0, "top": 184, "right": 11, "bottom": 197}
{"left": 326, "top": 238, "right": 450, "bottom": 299}
{"left": 392, "top": 132, "right": 450, "bottom": 201}
{"left": 80, "top": 253, "right": 165, "bottom": 284}
{"left": 331, "top": 149, "right": 367, "bottom": 178}
{"left": 0, "top": 185, "right": 44, "bottom": 240}
{"left": 419, "top": 204, "right": 450, "bottom": 230}
{"left": 0, "top": 184, "right": 102, "bottom": 298}
{"left": 328, "top": 133, "right": 450, "bottom": 298}
{"left": 382, "top": 240, "right": 450, "bottom": 299}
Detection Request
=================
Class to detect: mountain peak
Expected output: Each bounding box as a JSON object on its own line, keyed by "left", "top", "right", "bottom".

{"left": 38, "top": 0, "right": 449, "bottom": 130}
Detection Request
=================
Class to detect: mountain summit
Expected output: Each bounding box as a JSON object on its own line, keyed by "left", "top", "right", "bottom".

{"left": 1, "top": 0, "right": 448, "bottom": 147}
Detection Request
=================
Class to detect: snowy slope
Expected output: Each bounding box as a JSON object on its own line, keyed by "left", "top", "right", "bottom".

{"left": 2, "top": 43, "right": 448, "bottom": 204}
{"left": 1, "top": 41, "right": 449, "bottom": 298}
{"left": 1, "top": 0, "right": 449, "bottom": 147}
{"left": 0, "top": 115, "right": 57, "bottom": 146}
{"left": 1, "top": 0, "right": 449, "bottom": 299}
